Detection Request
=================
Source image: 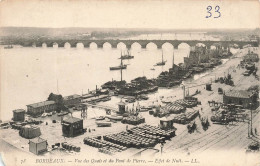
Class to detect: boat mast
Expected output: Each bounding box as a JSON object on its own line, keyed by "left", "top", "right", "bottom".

{"left": 162, "top": 50, "right": 164, "bottom": 63}
{"left": 172, "top": 51, "right": 175, "bottom": 68}
{"left": 57, "top": 79, "right": 59, "bottom": 94}
{"left": 120, "top": 50, "right": 123, "bottom": 66}
{"left": 120, "top": 50, "right": 123, "bottom": 81}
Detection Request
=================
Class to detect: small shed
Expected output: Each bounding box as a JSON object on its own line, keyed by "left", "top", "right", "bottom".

{"left": 19, "top": 125, "right": 41, "bottom": 139}
{"left": 160, "top": 116, "right": 174, "bottom": 130}
{"left": 62, "top": 117, "right": 83, "bottom": 137}
{"left": 13, "top": 109, "right": 25, "bottom": 122}
{"left": 118, "top": 100, "right": 126, "bottom": 114}
{"left": 206, "top": 84, "right": 212, "bottom": 91}
{"left": 29, "top": 137, "right": 47, "bottom": 155}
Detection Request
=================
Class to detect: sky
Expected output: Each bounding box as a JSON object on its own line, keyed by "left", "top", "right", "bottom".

{"left": 0, "top": 0, "right": 259, "bottom": 29}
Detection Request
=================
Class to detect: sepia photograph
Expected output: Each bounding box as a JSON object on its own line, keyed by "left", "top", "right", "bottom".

{"left": 0, "top": 0, "right": 260, "bottom": 166}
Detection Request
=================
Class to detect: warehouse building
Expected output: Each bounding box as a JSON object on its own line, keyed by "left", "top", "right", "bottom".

{"left": 62, "top": 117, "right": 83, "bottom": 137}
{"left": 13, "top": 109, "right": 25, "bottom": 121}
{"left": 27, "top": 101, "right": 56, "bottom": 116}
{"left": 223, "top": 90, "right": 258, "bottom": 109}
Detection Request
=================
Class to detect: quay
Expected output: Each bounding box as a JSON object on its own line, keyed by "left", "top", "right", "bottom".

{"left": 0, "top": 46, "right": 259, "bottom": 162}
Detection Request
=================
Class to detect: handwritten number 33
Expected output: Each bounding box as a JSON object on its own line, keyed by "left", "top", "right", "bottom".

{"left": 206, "top": 6, "right": 221, "bottom": 18}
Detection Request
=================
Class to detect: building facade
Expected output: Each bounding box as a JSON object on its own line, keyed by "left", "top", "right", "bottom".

{"left": 13, "top": 109, "right": 25, "bottom": 121}
{"left": 29, "top": 137, "right": 47, "bottom": 155}
{"left": 223, "top": 90, "right": 258, "bottom": 109}
{"left": 62, "top": 117, "right": 83, "bottom": 137}
{"left": 27, "top": 101, "right": 56, "bottom": 116}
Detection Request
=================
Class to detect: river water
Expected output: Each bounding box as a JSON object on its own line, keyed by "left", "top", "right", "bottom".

{"left": 0, "top": 44, "right": 191, "bottom": 121}
{"left": 0, "top": 39, "right": 239, "bottom": 122}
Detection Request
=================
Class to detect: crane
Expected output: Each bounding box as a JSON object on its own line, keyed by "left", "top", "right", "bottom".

{"left": 181, "top": 82, "right": 211, "bottom": 99}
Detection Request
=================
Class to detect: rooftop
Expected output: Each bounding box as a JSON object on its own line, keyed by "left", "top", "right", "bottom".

{"left": 30, "top": 137, "right": 46, "bottom": 144}
{"left": 118, "top": 100, "right": 126, "bottom": 105}
{"left": 13, "top": 109, "right": 25, "bottom": 113}
{"left": 225, "top": 90, "right": 255, "bottom": 99}
{"left": 63, "top": 94, "right": 81, "bottom": 100}
{"left": 27, "top": 101, "right": 56, "bottom": 108}
{"left": 63, "top": 117, "right": 82, "bottom": 124}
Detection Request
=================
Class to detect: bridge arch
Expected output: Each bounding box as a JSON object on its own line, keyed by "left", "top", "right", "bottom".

{"left": 53, "top": 42, "right": 58, "bottom": 48}
{"left": 42, "top": 42, "right": 47, "bottom": 48}
{"left": 177, "top": 43, "right": 190, "bottom": 49}
{"left": 64, "top": 42, "right": 71, "bottom": 49}
{"left": 242, "top": 44, "right": 251, "bottom": 49}
{"left": 76, "top": 43, "right": 84, "bottom": 49}
{"left": 117, "top": 42, "right": 126, "bottom": 49}
{"left": 89, "top": 42, "right": 98, "bottom": 49}
{"left": 211, "top": 43, "right": 222, "bottom": 50}
{"left": 196, "top": 43, "right": 206, "bottom": 47}
{"left": 162, "top": 42, "right": 174, "bottom": 50}
{"left": 103, "top": 42, "right": 112, "bottom": 49}
{"left": 146, "top": 42, "right": 157, "bottom": 50}
{"left": 131, "top": 42, "right": 142, "bottom": 50}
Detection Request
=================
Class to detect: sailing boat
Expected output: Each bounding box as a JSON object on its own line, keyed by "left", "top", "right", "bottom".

{"left": 4, "top": 45, "right": 13, "bottom": 49}
{"left": 119, "top": 49, "right": 134, "bottom": 60}
{"left": 155, "top": 50, "right": 167, "bottom": 66}
{"left": 110, "top": 51, "right": 127, "bottom": 70}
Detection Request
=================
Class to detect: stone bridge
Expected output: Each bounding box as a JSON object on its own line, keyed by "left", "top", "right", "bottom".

{"left": 2, "top": 39, "right": 258, "bottom": 49}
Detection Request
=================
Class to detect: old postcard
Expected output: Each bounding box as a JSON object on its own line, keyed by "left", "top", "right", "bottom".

{"left": 0, "top": 0, "right": 260, "bottom": 166}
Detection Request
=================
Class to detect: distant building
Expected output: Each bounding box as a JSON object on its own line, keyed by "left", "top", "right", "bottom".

{"left": 29, "top": 137, "right": 47, "bottom": 155}
{"left": 63, "top": 94, "right": 81, "bottom": 107}
{"left": 27, "top": 101, "right": 56, "bottom": 116}
{"left": 223, "top": 90, "right": 258, "bottom": 108}
{"left": 243, "top": 51, "right": 259, "bottom": 62}
{"left": 13, "top": 109, "right": 25, "bottom": 121}
{"left": 62, "top": 117, "right": 83, "bottom": 137}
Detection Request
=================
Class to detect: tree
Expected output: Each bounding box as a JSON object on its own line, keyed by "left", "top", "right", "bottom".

{"left": 47, "top": 93, "right": 64, "bottom": 113}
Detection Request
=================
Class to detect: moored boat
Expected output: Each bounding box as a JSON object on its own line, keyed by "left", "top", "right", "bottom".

{"left": 96, "top": 121, "right": 112, "bottom": 127}
{"left": 155, "top": 50, "right": 167, "bottom": 66}
{"left": 107, "top": 115, "right": 123, "bottom": 121}
{"left": 110, "top": 51, "right": 128, "bottom": 70}
{"left": 95, "top": 116, "right": 106, "bottom": 121}
{"left": 4, "top": 45, "right": 13, "bottom": 49}
{"left": 119, "top": 49, "right": 134, "bottom": 60}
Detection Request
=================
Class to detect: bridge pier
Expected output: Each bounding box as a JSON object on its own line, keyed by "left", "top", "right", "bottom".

{"left": 141, "top": 44, "right": 146, "bottom": 49}
{"left": 111, "top": 44, "right": 118, "bottom": 49}
{"left": 97, "top": 44, "right": 103, "bottom": 49}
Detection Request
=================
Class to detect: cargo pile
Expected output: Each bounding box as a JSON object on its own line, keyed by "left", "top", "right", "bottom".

{"left": 103, "top": 132, "right": 157, "bottom": 148}
{"left": 10, "top": 119, "right": 43, "bottom": 130}
{"left": 172, "top": 110, "right": 199, "bottom": 124}
{"left": 163, "top": 102, "right": 186, "bottom": 114}
{"left": 129, "top": 125, "right": 176, "bottom": 140}
{"left": 121, "top": 116, "right": 145, "bottom": 125}
{"left": 83, "top": 137, "right": 127, "bottom": 155}
{"left": 101, "top": 125, "right": 176, "bottom": 149}
{"left": 61, "top": 142, "right": 81, "bottom": 152}
{"left": 175, "top": 99, "right": 198, "bottom": 108}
